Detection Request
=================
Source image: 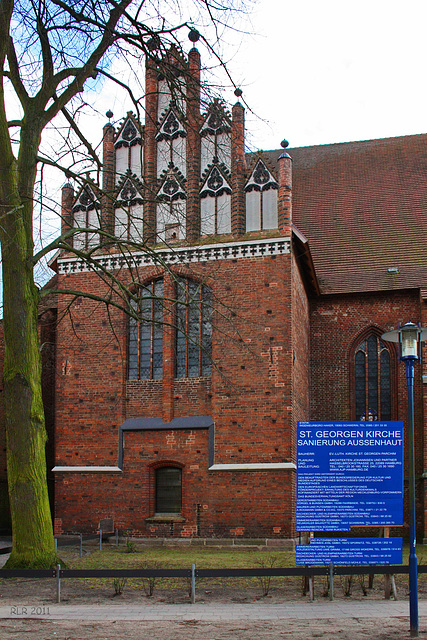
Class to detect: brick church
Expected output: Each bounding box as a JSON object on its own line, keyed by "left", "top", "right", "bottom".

{"left": 2, "top": 42, "right": 427, "bottom": 540}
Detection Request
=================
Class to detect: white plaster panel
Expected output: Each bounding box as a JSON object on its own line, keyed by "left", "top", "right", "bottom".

{"left": 128, "top": 203, "right": 144, "bottom": 243}
{"left": 115, "top": 207, "right": 128, "bottom": 240}
{"left": 130, "top": 143, "right": 143, "bottom": 177}
{"left": 217, "top": 132, "right": 231, "bottom": 170}
{"left": 87, "top": 209, "right": 100, "bottom": 247}
{"left": 246, "top": 191, "right": 261, "bottom": 232}
{"left": 73, "top": 210, "right": 86, "bottom": 250}
{"left": 157, "top": 139, "right": 170, "bottom": 178}
{"left": 115, "top": 146, "right": 128, "bottom": 184}
{"left": 172, "top": 136, "right": 186, "bottom": 177}
{"left": 157, "top": 201, "right": 186, "bottom": 241}
{"left": 262, "top": 189, "right": 278, "bottom": 229}
{"left": 201, "top": 136, "right": 215, "bottom": 175}
{"left": 201, "top": 196, "right": 215, "bottom": 235}
{"left": 157, "top": 79, "right": 171, "bottom": 118}
{"left": 217, "top": 193, "right": 231, "bottom": 234}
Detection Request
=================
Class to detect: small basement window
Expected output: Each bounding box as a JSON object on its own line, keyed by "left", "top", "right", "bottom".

{"left": 155, "top": 467, "right": 182, "bottom": 514}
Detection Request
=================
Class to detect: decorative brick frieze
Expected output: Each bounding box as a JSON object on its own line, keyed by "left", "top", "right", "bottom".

{"left": 57, "top": 237, "right": 291, "bottom": 274}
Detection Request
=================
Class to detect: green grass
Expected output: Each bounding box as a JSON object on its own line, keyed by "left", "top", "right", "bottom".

{"left": 54, "top": 541, "right": 427, "bottom": 597}
{"left": 58, "top": 545, "right": 297, "bottom": 594}
{"left": 65, "top": 545, "right": 295, "bottom": 570}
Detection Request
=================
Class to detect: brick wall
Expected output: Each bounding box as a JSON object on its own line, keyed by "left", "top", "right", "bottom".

{"left": 310, "top": 289, "right": 425, "bottom": 537}
{"left": 53, "top": 251, "right": 300, "bottom": 537}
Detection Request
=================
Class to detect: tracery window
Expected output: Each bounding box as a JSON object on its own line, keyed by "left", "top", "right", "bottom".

{"left": 128, "top": 277, "right": 213, "bottom": 381}
{"left": 175, "top": 279, "right": 212, "bottom": 378}
{"left": 128, "top": 280, "right": 164, "bottom": 380}
{"left": 354, "top": 334, "right": 393, "bottom": 421}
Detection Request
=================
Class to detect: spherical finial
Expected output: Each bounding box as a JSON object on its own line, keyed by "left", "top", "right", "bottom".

{"left": 234, "top": 88, "right": 243, "bottom": 98}
{"left": 281, "top": 139, "right": 289, "bottom": 149}
{"left": 147, "top": 35, "right": 160, "bottom": 51}
{"left": 188, "top": 29, "right": 200, "bottom": 43}
{"left": 106, "top": 110, "right": 113, "bottom": 121}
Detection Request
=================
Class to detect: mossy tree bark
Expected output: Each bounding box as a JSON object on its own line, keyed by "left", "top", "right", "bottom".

{"left": 0, "top": 0, "right": 133, "bottom": 567}
{"left": 0, "top": 99, "right": 58, "bottom": 567}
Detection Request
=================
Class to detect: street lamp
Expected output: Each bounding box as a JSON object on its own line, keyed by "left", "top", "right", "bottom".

{"left": 382, "top": 322, "right": 427, "bottom": 638}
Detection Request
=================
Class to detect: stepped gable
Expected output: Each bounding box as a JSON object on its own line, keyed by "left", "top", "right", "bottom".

{"left": 251, "top": 134, "right": 427, "bottom": 295}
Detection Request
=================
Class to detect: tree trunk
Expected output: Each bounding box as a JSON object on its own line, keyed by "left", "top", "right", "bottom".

{"left": 0, "top": 115, "right": 58, "bottom": 568}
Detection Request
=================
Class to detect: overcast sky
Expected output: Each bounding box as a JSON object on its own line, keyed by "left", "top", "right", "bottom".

{"left": 6, "top": 0, "right": 423, "bottom": 293}
{"left": 227, "top": 0, "right": 427, "bottom": 150}
{"left": 80, "top": 0, "right": 427, "bottom": 154}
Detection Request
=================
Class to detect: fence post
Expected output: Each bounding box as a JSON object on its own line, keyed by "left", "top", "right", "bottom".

{"left": 308, "top": 575, "right": 314, "bottom": 602}
{"left": 56, "top": 564, "right": 61, "bottom": 603}
{"left": 191, "top": 564, "right": 196, "bottom": 604}
{"left": 99, "top": 529, "right": 102, "bottom": 551}
{"left": 54, "top": 538, "right": 57, "bottom": 552}
{"left": 79, "top": 533, "right": 83, "bottom": 558}
{"left": 329, "top": 563, "right": 334, "bottom": 601}
{"left": 116, "top": 529, "right": 119, "bottom": 546}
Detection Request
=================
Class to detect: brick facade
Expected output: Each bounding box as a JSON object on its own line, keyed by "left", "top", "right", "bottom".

{"left": 1, "top": 44, "right": 427, "bottom": 541}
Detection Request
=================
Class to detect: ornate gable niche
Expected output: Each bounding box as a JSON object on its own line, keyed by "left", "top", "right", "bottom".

{"left": 114, "top": 172, "right": 144, "bottom": 243}
{"left": 72, "top": 184, "right": 99, "bottom": 214}
{"left": 156, "top": 104, "right": 187, "bottom": 181}
{"left": 157, "top": 164, "right": 186, "bottom": 202}
{"left": 200, "top": 160, "right": 232, "bottom": 199}
{"left": 200, "top": 100, "right": 231, "bottom": 137}
{"left": 156, "top": 164, "right": 187, "bottom": 243}
{"left": 245, "top": 156, "right": 279, "bottom": 232}
{"left": 115, "top": 114, "right": 142, "bottom": 149}
{"left": 115, "top": 172, "right": 144, "bottom": 208}
{"left": 245, "top": 158, "right": 278, "bottom": 192}
{"left": 156, "top": 107, "right": 187, "bottom": 142}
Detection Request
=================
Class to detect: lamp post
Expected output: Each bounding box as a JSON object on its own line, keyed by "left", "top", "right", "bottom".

{"left": 382, "top": 322, "right": 427, "bottom": 638}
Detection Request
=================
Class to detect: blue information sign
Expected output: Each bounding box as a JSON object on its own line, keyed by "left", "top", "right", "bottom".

{"left": 297, "top": 421, "right": 403, "bottom": 532}
{"left": 296, "top": 537, "right": 403, "bottom": 565}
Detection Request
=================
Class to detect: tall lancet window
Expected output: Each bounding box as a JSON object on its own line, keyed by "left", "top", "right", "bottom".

{"left": 128, "top": 280, "right": 164, "bottom": 380}
{"left": 245, "top": 158, "right": 278, "bottom": 232}
{"left": 353, "top": 333, "right": 395, "bottom": 421}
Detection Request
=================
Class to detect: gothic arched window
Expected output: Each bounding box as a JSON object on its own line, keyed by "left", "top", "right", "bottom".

{"left": 128, "top": 279, "right": 164, "bottom": 380}
{"left": 354, "top": 333, "right": 395, "bottom": 421}
{"left": 175, "top": 279, "right": 212, "bottom": 378}
{"left": 128, "top": 277, "right": 213, "bottom": 381}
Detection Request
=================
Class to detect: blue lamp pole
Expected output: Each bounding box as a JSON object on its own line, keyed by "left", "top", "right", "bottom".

{"left": 382, "top": 322, "right": 427, "bottom": 638}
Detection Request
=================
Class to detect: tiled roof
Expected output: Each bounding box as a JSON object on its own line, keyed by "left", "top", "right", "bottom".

{"left": 253, "top": 134, "right": 427, "bottom": 295}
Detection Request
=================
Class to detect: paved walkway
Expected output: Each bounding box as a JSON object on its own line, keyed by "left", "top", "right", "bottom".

{"left": 0, "top": 599, "right": 426, "bottom": 622}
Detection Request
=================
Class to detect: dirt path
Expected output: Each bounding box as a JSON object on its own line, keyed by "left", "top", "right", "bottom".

{"left": 1, "top": 616, "right": 424, "bottom": 640}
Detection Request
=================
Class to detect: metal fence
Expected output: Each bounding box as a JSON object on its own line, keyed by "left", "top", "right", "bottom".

{"left": 1, "top": 563, "right": 426, "bottom": 604}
